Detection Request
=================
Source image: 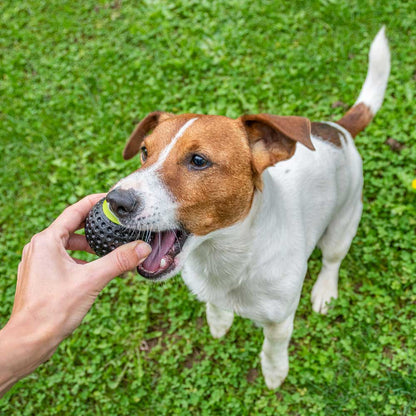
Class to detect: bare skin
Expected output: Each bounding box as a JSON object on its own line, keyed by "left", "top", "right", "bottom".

{"left": 0, "top": 194, "right": 151, "bottom": 397}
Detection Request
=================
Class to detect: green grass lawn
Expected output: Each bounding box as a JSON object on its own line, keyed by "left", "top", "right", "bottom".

{"left": 1, "top": 0, "right": 415, "bottom": 414}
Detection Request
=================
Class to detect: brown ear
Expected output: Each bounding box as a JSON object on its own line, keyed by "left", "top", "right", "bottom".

{"left": 240, "top": 113, "right": 314, "bottom": 175}
{"left": 123, "top": 111, "right": 174, "bottom": 160}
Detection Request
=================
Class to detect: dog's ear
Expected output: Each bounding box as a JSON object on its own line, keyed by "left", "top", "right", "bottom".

{"left": 239, "top": 113, "right": 314, "bottom": 175}
{"left": 123, "top": 111, "right": 174, "bottom": 160}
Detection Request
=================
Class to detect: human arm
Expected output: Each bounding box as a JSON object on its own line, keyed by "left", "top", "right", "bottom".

{"left": 0, "top": 194, "right": 151, "bottom": 396}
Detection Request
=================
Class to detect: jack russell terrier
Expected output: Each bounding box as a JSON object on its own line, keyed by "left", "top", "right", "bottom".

{"left": 105, "top": 27, "right": 390, "bottom": 389}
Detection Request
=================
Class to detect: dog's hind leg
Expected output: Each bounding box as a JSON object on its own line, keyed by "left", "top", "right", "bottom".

{"left": 261, "top": 313, "right": 294, "bottom": 389}
{"left": 312, "top": 198, "right": 363, "bottom": 314}
{"left": 206, "top": 302, "right": 234, "bottom": 339}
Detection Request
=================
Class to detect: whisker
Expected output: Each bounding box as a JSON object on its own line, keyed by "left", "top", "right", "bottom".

{"left": 144, "top": 226, "right": 152, "bottom": 244}
{"left": 173, "top": 229, "right": 180, "bottom": 246}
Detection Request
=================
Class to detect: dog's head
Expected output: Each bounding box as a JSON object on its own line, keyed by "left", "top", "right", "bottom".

{"left": 107, "top": 111, "right": 314, "bottom": 280}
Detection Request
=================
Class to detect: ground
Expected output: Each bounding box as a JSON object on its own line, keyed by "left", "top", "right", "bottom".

{"left": 1, "top": 0, "right": 415, "bottom": 414}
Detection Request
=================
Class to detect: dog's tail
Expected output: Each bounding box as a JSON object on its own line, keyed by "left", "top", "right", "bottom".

{"left": 337, "top": 26, "right": 390, "bottom": 138}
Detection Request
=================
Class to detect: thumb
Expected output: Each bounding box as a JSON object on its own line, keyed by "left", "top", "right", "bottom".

{"left": 86, "top": 241, "right": 152, "bottom": 289}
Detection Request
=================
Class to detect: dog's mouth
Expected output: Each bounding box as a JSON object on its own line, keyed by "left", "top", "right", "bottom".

{"left": 136, "top": 229, "right": 188, "bottom": 280}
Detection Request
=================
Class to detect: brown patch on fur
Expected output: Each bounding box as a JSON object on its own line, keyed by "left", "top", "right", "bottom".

{"left": 337, "top": 103, "right": 373, "bottom": 138}
{"left": 159, "top": 115, "right": 255, "bottom": 235}
{"left": 240, "top": 114, "right": 313, "bottom": 189}
{"left": 123, "top": 111, "right": 174, "bottom": 160}
{"left": 311, "top": 122, "right": 344, "bottom": 148}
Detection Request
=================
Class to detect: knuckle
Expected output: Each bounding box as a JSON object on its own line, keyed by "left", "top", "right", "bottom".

{"left": 63, "top": 205, "right": 78, "bottom": 220}
{"left": 30, "top": 230, "right": 53, "bottom": 249}
{"left": 115, "top": 250, "right": 133, "bottom": 272}
{"left": 30, "top": 233, "right": 43, "bottom": 246}
{"left": 85, "top": 194, "right": 97, "bottom": 206}
{"left": 60, "top": 205, "right": 72, "bottom": 218}
{"left": 22, "top": 243, "right": 30, "bottom": 256}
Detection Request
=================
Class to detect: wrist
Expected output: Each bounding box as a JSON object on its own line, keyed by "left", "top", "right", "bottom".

{"left": 0, "top": 313, "right": 58, "bottom": 383}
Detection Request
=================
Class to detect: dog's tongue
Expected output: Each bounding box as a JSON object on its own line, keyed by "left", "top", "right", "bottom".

{"left": 141, "top": 230, "right": 176, "bottom": 273}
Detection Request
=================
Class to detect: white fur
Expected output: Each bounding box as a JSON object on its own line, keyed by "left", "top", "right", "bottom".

{"left": 178, "top": 29, "right": 389, "bottom": 389}
{"left": 354, "top": 26, "right": 390, "bottom": 114}
{"left": 180, "top": 128, "right": 363, "bottom": 389}
{"left": 182, "top": 133, "right": 363, "bottom": 321}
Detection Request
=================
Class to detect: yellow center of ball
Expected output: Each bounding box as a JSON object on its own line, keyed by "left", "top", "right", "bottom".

{"left": 103, "top": 199, "right": 121, "bottom": 225}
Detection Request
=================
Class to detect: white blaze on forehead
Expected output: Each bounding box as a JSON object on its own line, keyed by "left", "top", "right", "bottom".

{"left": 117, "top": 116, "right": 198, "bottom": 187}
{"left": 114, "top": 117, "right": 199, "bottom": 231}
{"left": 153, "top": 117, "right": 198, "bottom": 170}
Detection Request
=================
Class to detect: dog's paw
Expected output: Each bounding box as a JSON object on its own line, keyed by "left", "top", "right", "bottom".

{"left": 311, "top": 280, "right": 338, "bottom": 315}
{"left": 206, "top": 303, "right": 234, "bottom": 339}
{"left": 209, "top": 322, "right": 232, "bottom": 339}
{"left": 260, "top": 351, "right": 288, "bottom": 390}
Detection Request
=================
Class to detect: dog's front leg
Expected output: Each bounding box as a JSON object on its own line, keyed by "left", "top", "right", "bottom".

{"left": 206, "top": 302, "right": 234, "bottom": 339}
{"left": 260, "top": 313, "right": 294, "bottom": 389}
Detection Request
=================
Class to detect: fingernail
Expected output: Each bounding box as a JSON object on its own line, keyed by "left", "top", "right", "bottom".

{"left": 135, "top": 241, "right": 152, "bottom": 261}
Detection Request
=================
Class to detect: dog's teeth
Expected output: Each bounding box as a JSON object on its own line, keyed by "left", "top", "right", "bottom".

{"left": 160, "top": 258, "right": 167, "bottom": 268}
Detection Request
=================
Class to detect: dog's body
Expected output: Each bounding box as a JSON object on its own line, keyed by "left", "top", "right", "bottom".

{"left": 182, "top": 121, "right": 364, "bottom": 388}
{"left": 182, "top": 121, "right": 363, "bottom": 321}
{"left": 107, "top": 28, "right": 390, "bottom": 388}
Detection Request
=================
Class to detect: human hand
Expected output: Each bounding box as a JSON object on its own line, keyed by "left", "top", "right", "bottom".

{"left": 0, "top": 194, "right": 151, "bottom": 394}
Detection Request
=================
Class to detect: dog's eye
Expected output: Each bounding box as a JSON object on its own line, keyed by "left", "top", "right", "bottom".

{"left": 141, "top": 146, "right": 148, "bottom": 162}
{"left": 189, "top": 154, "right": 211, "bottom": 170}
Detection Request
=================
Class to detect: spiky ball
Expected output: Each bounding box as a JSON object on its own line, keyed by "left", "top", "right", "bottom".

{"left": 85, "top": 198, "right": 136, "bottom": 257}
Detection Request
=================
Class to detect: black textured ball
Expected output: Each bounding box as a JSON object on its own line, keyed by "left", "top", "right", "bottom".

{"left": 85, "top": 198, "right": 137, "bottom": 257}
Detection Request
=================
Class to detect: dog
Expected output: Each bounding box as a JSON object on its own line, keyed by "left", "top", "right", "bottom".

{"left": 105, "top": 27, "right": 390, "bottom": 389}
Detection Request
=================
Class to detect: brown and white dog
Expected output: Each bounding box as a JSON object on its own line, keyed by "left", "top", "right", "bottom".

{"left": 105, "top": 28, "right": 390, "bottom": 388}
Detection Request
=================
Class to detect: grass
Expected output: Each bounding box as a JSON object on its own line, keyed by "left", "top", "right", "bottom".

{"left": 1, "top": 0, "right": 415, "bottom": 414}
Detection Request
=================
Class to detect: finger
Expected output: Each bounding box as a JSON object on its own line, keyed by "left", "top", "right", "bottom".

{"left": 66, "top": 233, "right": 95, "bottom": 254}
{"left": 85, "top": 241, "right": 152, "bottom": 290}
{"left": 49, "top": 193, "right": 106, "bottom": 236}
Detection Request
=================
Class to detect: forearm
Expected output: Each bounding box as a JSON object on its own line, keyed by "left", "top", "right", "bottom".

{"left": 0, "top": 315, "right": 57, "bottom": 397}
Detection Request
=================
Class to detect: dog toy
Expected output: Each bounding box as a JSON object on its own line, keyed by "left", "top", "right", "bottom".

{"left": 85, "top": 198, "right": 137, "bottom": 256}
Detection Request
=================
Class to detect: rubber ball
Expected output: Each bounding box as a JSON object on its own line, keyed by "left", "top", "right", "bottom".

{"left": 85, "top": 198, "right": 137, "bottom": 257}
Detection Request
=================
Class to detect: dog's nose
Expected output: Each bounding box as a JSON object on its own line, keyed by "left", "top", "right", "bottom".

{"left": 106, "top": 189, "right": 138, "bottom": 218}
